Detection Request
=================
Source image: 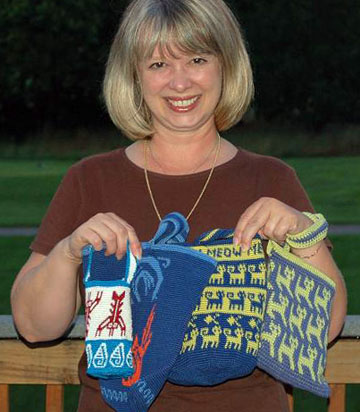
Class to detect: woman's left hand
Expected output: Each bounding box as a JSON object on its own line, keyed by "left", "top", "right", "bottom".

{"left": 234, "top": 197, "right": 312, "bottom": 250}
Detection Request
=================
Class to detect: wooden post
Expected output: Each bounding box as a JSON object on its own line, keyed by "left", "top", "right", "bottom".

{"left": 46, "top": 384, "right": 64, "bottom": 412}
{"left": 328, "top": 384, "right": 346, "bottom": 412}
{"left": 0, "top": 384, "right": 9, "bottom": 412}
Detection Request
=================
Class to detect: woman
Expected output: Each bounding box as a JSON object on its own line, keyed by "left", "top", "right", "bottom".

{"left": 11, "top": 0, "right": 347, "bottom": 411}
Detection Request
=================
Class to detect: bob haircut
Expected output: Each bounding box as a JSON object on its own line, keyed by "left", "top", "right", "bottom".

{"left": 103, "top": 0, "right": 254, "bottom": 140}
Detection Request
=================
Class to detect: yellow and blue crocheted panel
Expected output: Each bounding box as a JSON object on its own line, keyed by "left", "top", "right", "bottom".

{"left": 258, "top": 241, "right": 335, "bottom": 397}
{"left": 169, "top": 230, "right": 267, "bottom": 386}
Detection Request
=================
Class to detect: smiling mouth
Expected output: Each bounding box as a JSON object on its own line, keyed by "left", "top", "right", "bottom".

{"left": 166, "top": 96, "right": 200, "bottom": 112}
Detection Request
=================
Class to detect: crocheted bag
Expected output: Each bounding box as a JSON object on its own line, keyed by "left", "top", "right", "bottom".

{"left": 82, "top": 211, "right": 195, "bottom": 379}
{"left": 90, "top": 212, "right": 217, "bottom": 412}
{"left": 169, "top": 230, "right": 267, "bottom": 386}
{"left": 257, "top": 240, "right": 335, "bottom": 397}
{"left": 82, "top": 243, "right": 137, "bottom": 379}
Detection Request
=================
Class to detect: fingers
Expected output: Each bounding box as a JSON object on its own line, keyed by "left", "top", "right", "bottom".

{"left": 99, "top": 213, "right": 141, "bottom": 259}
{"left": 236, "top": 208, "right": 270, "bottom": 251}
{"left": 257, "top": 229, "right": 268, "bottom": 240}
{"left": 120, "top": 222, "right": 142, "bottom": 260}
{"left": 71, "top": 213, "right": 141, "bottom": 261}
{"left": 234, "top": 198, "right": 269, "bottom": 250}
{"left": 234, "top": 197, "right": 302, "bottom": 250}
{"left": 271, "top": 217, "right": 290, "bottom": 243}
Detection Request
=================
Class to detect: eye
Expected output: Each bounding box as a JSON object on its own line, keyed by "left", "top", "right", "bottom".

{"left": 192, "top": 57, "right": 207, "bottom": 65}
{"left": 149, "top": 62, "right": 166, "bottom": 70}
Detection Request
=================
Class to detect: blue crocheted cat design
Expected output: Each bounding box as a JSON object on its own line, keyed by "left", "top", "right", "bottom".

{"left": 257, "top": 240, "right": 335, "bottom": 397}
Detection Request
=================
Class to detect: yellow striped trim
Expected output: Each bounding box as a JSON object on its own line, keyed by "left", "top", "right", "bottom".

{"left": 198, "top": 229, "right": 221, "bottom": 242}
{"left": 286, "top": 212, "right": 328, "bottom": 249}
{"left": 193, "top": 242, "right": 265, "bottom": 262}
{"left": 267, "top": 240, "right": 336, "bottom": 288}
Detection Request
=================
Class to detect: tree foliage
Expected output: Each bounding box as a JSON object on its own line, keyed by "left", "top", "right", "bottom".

{"left": 0, "top": 0, "right": 125, "bottom": 135}
{"left": 237, "top": 0, "right": 360, "bottom": 130}
{"left": 1, "top": 0, "right": 359, "bottom": 135}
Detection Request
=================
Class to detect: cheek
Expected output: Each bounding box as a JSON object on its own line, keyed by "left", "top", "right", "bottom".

{"left": 141, "top": 74, "right": 167, "bottom": 98}
{"left": 200, "top": 68, "right": 222, "bottom": 95}
{"left": 204, "top": 76, "right": 222, "bottom": 103}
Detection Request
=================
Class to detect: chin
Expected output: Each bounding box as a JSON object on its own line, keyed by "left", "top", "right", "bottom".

{"left": 166, "top": 124, "right": 205, "bottom": 133}
{"left": 162, "top": 116, "right": 211, "bottom": 132}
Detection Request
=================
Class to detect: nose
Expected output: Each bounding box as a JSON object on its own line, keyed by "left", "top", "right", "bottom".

{"left": 168, "top": 67, "right": 192, "bottom": 92}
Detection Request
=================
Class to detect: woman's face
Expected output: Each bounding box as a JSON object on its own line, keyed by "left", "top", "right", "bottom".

{"left": 138, "top": 44, "right": 222, "bottom": 135}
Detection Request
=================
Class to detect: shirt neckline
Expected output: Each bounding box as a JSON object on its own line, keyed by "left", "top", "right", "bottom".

{"left": 118, "top": 146, "right": 243, "bottom": 180}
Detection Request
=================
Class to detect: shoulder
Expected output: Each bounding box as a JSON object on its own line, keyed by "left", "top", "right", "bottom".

{"left": 63, "top": 148, "right": 128, "bottom": 180}
{"left": 235, "top": 148, "right": 312, "bottom": 209}
{"left": 238, "top": 148, "right": 296, "bottom": 180}
{"left": 238, "top": 147, "right": 295, "bottom": 176}
{"left": 71, "top": 148, "right": 125, "bottom": 171}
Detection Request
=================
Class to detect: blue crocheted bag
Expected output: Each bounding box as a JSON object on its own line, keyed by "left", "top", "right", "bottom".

{"left": 83, "top": 212, "right": 217, "bottom": 412}
{"left": 257, "top": 240, "right": 335, "bottom": 397}
{"left": 82, "top": 243, "right": 137, "bottom": 378}
{"left": 169, "top": 230, "right": 267, "bottom": 386}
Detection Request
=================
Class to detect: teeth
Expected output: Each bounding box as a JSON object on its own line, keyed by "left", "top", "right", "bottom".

{"left": 168, "top": 97, "right": 198, "bottom": 107}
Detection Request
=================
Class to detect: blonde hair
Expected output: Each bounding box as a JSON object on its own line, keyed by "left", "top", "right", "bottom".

{"left": 103, "top": 0, "right": 254, "bottom": 140}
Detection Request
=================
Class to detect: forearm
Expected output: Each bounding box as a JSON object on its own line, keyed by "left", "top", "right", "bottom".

{"left": 291, "top": 241, "right": 347, "bottom": 343}
{"left": 11, "top": 238, "right": 81, "bottom": 342}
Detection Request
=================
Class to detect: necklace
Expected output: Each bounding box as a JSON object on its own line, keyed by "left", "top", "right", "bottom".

{"left": 149, "top": 136, "right": 218, "bottom": 175}
{"left": 144, "top": 134, "right": 221, "bottom": 221}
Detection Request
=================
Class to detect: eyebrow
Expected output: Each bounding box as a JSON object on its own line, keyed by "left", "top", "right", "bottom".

{"left": 146, "top": 51, "right": 212, "bottom": 61}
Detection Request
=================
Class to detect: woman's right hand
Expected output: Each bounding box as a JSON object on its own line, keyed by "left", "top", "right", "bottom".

{"left": 63, "top": 212, "right": 141, "bottom": 263}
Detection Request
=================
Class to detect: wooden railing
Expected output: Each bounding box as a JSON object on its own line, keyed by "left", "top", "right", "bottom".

{"left": 0, "top": 315, "right": 359, "bottom": 412}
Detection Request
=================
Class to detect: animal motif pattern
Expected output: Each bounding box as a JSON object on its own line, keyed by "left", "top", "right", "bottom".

{"left": 122, "top": 305, "right": 155, "bottom": 387}
{"left": 257, "top": 240, "right": 336, "bottom": 398}
{"left": 260, "top": 319, "right": 281, "bottom": 357}
{"left": 183, "top": 235, "right": 266, "bottom": 355}
{"left": 181, "top": 328, "right": 200, "bottom": 353}
{"left": 83, "top": 244, "right": 137, "bottom": 378}
{"left": 99, "top": 212, "right": 219, "bottom": 412}
{"left": 170, "top": 232, "right": 267, "bottom": 386}
{"left": 224, "top": 327, "right": 244, "bottom": 350}
{"left": 85, "top": 290, "right": 103, "bottom": 337}
{"left": 200, "top": 325, "right": 222, "bottom": 349}
{"left": 89, "top": 212, "right": 218, "bottom": 412}
{"left": 95, "top": 290, "right": 126, "bottom": 337}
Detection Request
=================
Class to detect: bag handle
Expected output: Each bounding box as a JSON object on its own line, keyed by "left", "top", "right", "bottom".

{"left": 150, "top": 212, "right": 189, "bottom": 245}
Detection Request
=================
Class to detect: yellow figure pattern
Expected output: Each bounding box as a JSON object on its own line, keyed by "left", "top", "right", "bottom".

{"left": 181, "top": 236, "right": 267, "bottom": 354}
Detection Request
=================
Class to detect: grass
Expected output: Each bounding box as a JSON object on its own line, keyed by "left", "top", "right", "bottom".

{"left": 0, "top": 159, "right": 73, "bottom": 226}
{"left": 0, "top": 155, "right": 359, "bottom": 226}
{"left": 1, "top": 235, "right": 359, "bottom": 411}
{"left": 286, "top": 158, "right": 360, "bottom": 224}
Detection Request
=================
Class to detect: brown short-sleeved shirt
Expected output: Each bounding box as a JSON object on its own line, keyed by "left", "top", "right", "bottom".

{"left": 31, "top": 147, "right": 317, "bottom": 412}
